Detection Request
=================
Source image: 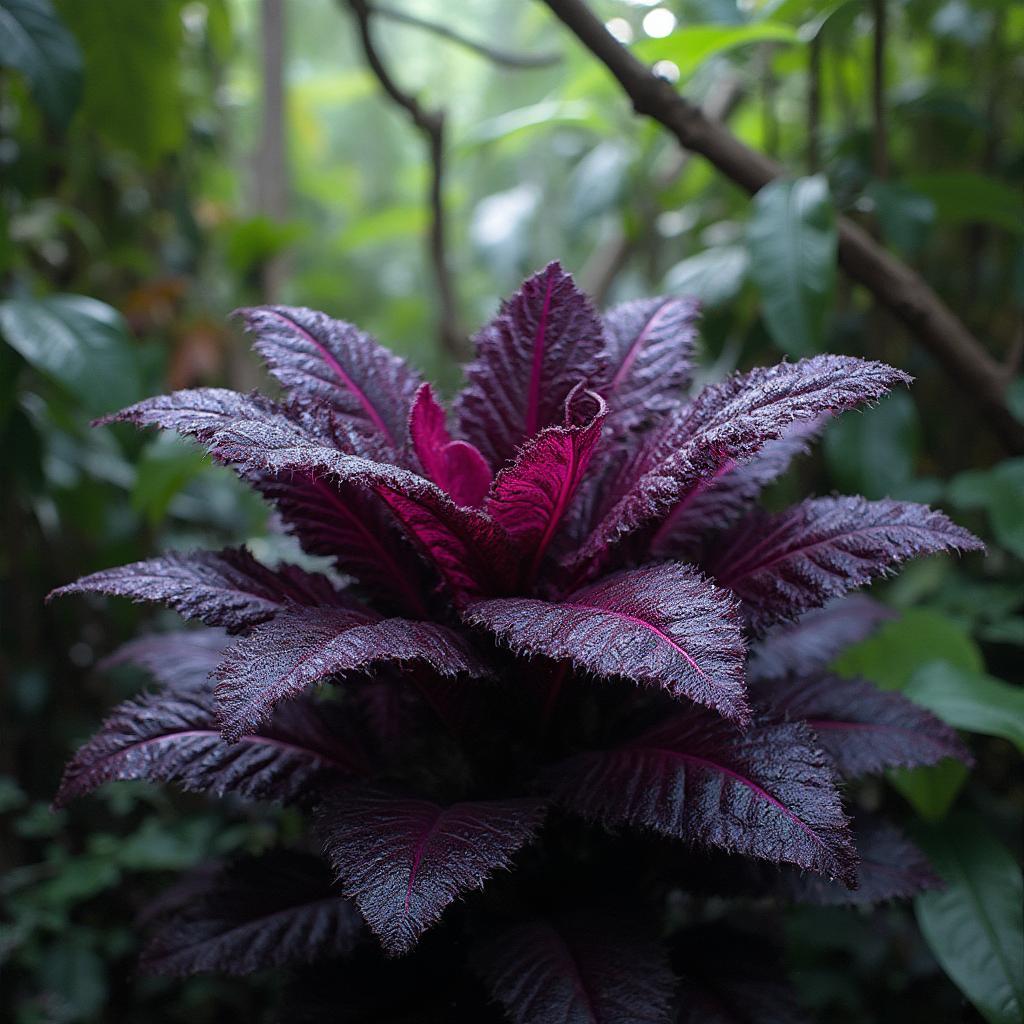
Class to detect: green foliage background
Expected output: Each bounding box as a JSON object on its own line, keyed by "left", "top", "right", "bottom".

{"left": 1, "top": 0, "right": 1021, "bottom": 1021}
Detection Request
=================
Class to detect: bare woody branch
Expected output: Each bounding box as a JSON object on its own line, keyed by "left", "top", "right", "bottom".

{"left": 541, "top": 0, "right": 1024, "bottom": 453}
{"left": 347, "top": 0, "right": 468, "bottom": 360}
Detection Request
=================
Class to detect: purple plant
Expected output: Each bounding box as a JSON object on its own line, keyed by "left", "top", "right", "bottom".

{"left": 52, "top": 263, "right": 981, "bottom": 1021}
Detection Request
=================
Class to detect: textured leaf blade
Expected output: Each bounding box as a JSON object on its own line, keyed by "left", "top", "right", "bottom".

{"left": 140, "top": 852, "right": 362, "bottom": 976}
{"left": 214, "top": 607, "right": 488, "bottom": 741}
{"left": 709, "top": 497, "right": 983, "bottom": 632}
{"left": 49, "top": 547, "right": 345, "bottom": 633}
{"left": 409, "top": 382, "right": 492, "bottom": 507}
{"left": 474, "top": 914, "right": 675, "bottom": 1024}
{"left": 467, "top": 563, "right": 748, "bottom": 721}
{"left": 100, "top": 629, "right": 229, "bottom": 692}
{"left": 486, "top": 389, "right": 606, "bottom": 582}
{"left": 748, "top": 595, "right": 895, "bottom": 682}
{"left": 318, "top": 787, "right": 545, "bottom": 954}
{"left": 598, "top": 295, "right": 699, "bottom": 436}
{"left": 454, "top": 261, "right": 607, "bottom": 468}
{"left": 753, "top": 672, "right": 971, "bottom": 777}
{"left": 54, "top": 690, "right": 364, "bottom": 807}
{"left": 236, "top": 304, "right": 423, "bottom": 451}
{"left": 549, "top": 711, "right": 856, "bottom": 883}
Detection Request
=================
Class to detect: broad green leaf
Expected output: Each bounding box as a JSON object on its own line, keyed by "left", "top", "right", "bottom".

{"left": 633, "top": 23, "right": 801, "bottom": 80}
{"left": 833, "top": 609, "right": 983, "bottom": 690}
{"left": 889, "top": 760, "right": 969, "bottom": 821}
{"left": 339, "top": 206, "right": 428, "bottom": 249}
{"left": 906, "top": 173, "right": 1024, "bottom": 235}
{"left": 916, "top": 818, "right": 1024, "bottom": 1024}
{"left": 948, "top": 459, "right": 1024, "bottom": 559}
{"left": 747, "top": 175, "right": 837, "bottom": 356}
{"left": 132, "top": 433, "right": 206, "bottom": 526}
{"left": 461, "top": 100, "right": 600, "bottom": 147}
{"left": 0, "top": 295, "right": 142, "bottom": 416}
{"left": 866, "top": 180, "right": 936, "bottom": 255}
{"left": 905, "top": 661, "right": 1024, "bottom": 752}
{"left": 663, "top": 245, "right": 749, "bottom": 308}
{"left": 0, "top": 0, "right": 81, "bottom": 125}
{"left": 565, "top": 141, "right": 630, "bottom": 233}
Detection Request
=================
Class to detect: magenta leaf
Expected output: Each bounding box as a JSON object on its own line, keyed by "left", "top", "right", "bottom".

{"left": 140, "top": 852, "right": 362, "bottom": 976}
{"left": 454, "top": 261, "right": 607, "bottom": 468}
{"left": 747, "top": 595, "right": 895, "bottom": 682}
{"left": 599, "top": 295, "right": 699, "bottom": 437}
{"left": 474, "top": 914, "right": 675, "bottom": 1024}
{"left": 54, "top": 689, "right": 365, "bottom": 807}
{"left": 709, "top": 497, "right": 984, "bottom": 632}
{"left": 48, "top": 547, "right": 347, "bottom": 633}
{"left": 467, "top": 563, "right": 748, "bottom": 722}
{"left": 317, "top": 786, "right": 546, "bottom": 954}
{"left": 409, "top": 382, "right": 492, "bottom": 507}
{"left": 213, "top": 607, "right": 489, "bottom": 741}
{"left": 487, "top": 388, "right": 607, "bottom": 583}
{"left": 548, "top": 710, "right": 857, "bottom": 883}
{"left": 100, "top": 629, "right": 229, "bottom": 692}
{"left": 565, "top": 356, "right": 909, "bottom": 580}
{"left": 236, "top": 305, "right": 423, "bottom": 451}
{"left": 753, "top": 672, "right": 971, "bottom": 777}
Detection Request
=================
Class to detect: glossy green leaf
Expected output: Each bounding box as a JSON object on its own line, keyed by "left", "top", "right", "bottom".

{"left": 0, "top": 295, "right": 142, "bottom": 416}
{"left": 905, "top": 661, "right": 1024, "bottom": 752}
{"left": 0, "top": 0, "right": 82, "bottom": 125}
{"left": 948, "top": 459, "right": 1024, "bottom": 559}
{"left": 866, "top": 180, "right": 936, "bottom": 255}
{"left": 132, "top": 434, "right": 206, "bottom": 526}
{"left": 889, "top": 760, "right": 969, "bottom": 821}
{"left": 906, "top": 173, "right": 1024, "bottom": 235}
{"left": 747, "top": 175, "right": 837, "bottom": 355}
{"left": 633, "top": 23, "right": 801, "bottom": 80}
{"left": 916, "top": 818, "right": 1024, "bottom": 1024}
{"left": 663, "top": 245, "right": 749, "bottom": 308}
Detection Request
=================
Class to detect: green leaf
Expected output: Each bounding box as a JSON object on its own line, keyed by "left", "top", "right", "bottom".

{"left": 906, "top": 173, "right": 1024, "bottom": 235}
{"left": 461, "top": 100, "right": 600, "bottom": 147}
{"left": 746, "top": 175, "right": 837, "bottom": 356}
{"left": 663, "top": 245, "right": 749, "bottom": 308}
{"left": 889, "top": 760, "right": 969, "bottom": 821}
{"left": 915, "top": 817, "right": 1024, "bottom": 1024}
{"left": 0, "top": 0, "right": 82, "bottom": 125}
{"left": 905, "top": 661, "right": 1024, "bottom": 753}
{"left": 132, "top": 433, "right": 206, "bottom": 526}
{"left": 632, "top": 23, "right": 801, "bottom": 80}
{"left": 565, "top": 141, "right": 631, "bottom": 233}
{"left": 865, "top": 180, "right": 936, "bottom": 255}
{"left": 0, "top": 294, "right": 142, "bottom": 417}
{"left": 833, "top": 608, "right": 983, "bottom": 690}
{"left": 948, "top": 459, "right": 1024, "bottom": 559}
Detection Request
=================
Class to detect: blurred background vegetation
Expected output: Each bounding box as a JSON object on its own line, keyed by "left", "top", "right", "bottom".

{"left": 0, "top": 0, "right": 1021, "bottom": 1021}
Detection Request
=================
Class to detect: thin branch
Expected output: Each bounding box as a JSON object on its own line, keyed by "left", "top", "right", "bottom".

{"left": 871, "top": 0, "right": 888, "bottom": 179}
{"left": 347, "top": 0, "right": 468, "bottom": 360}
{"left": 540, "top": 0, "right": 1024, "bottom": 454}
{"left": 807, "top": 32, "right": 822, "bottom": 173}
{"left": 372, "top": 3, "right": 561, "bottom": 69}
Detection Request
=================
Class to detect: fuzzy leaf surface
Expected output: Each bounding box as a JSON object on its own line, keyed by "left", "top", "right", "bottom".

{"left": 474, "top": 914, "right": 674, "bottom": 1024}
{"left": 710, "top": 497, "right": 983, "bottom": 632}
{"left": 140, "top": 852, "right": 362, "bottom": 976}
{"left": 100, "top": 629, "right": 229, "bottom": 692}
{"left": 55, "top": 689, "right": 364, "bottom": 807}
{"left": 318, "top": 787, "right": 545, "bottom": 954}
{"left": 753, "top": 672, "right": 971, "bottom": 777}
{"left": 467, "top": 563, "right": 748, "bottom": 721}
{"left": 455, "top": 261, "right": 607, "bottom": 468}
{"left": 214, "top": 607, "right": 488, "bottom": 741}
{"left": 548, "top": 711, "right": 856, "bottom": 883}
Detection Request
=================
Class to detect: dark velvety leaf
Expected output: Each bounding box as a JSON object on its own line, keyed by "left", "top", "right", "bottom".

{"left": 753, "top": 672, "right": 971, "bottom": 777}
{"left": 454, "top": 261, "right": 607, "bottom": 468}
{"left": 474, "top": 914, "right": 675, "bottom": 1024}
{"left": 100, "top": 629, "right": 229, "bottom": 691}
{"left": 548, "top": 710, "right": 856, "bottom": 883}
{"left": 214, "top": 607, "right": 488, "bottom": 741}
{"left": 409, "top": 382, "right": 492, "bottom": 507}
{"left": 747, "top": 596, "right": 895, "bottom": 682}
{"left": 777, "top": 817, "right": 940, "bottom": 905}
{"left": 649, "top": 421, "right": 818, "bottom": 558}
{"left": 598, "top": 295, "right": 699, "bottom": 437}
{"left": 236, "top": 304, "right": 423, "bottom": 452}
{"left": 566, "top": 356, "right": 909, "bottom": 579}
{"left": 487, "top": 388, "right": 606, "bottom": 583}
{"left": 49, "top": 546, "right": 345, "bottom": 633}
{"left": 317, "top": 786, "right": 545, "bottom": 954}
{"left": 54, "top": 689, "right": 364, "bottom": 807}
{"left": 140, "top": 852, "right": 362, "bottom": 976}
{"left": 672, "top": 924, "right": 811, "bottom": 1024}
{"left": 709, "top": 497, "right": 983, "bottom": 632}
{"left": 467, "top": 563, "right": 748, "bottom": 722}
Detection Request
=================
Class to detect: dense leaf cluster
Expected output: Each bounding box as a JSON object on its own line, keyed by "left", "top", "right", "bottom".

{"left": 53, "top": 263, "right": 981, "bottom": 1021}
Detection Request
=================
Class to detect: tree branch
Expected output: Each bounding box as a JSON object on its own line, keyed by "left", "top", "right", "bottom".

{"left": 372, "top": 3, "right": 561, "bottom": 69}
{"left": 347, "top": 0, "right": 468, "bottom": 360}
{"left": 540, "top": 0, "right": 1024, "bottom": 453}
